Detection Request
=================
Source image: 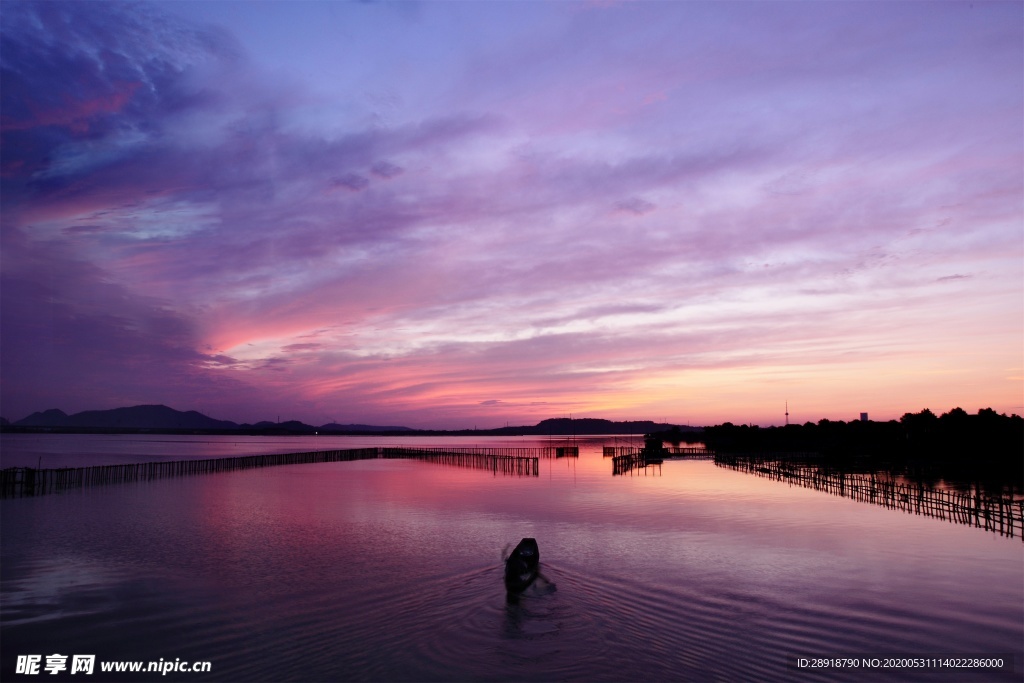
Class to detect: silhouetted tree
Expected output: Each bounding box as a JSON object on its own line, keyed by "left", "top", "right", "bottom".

{"left": 704, "top": 408, "right": 1022, "bottom": 491}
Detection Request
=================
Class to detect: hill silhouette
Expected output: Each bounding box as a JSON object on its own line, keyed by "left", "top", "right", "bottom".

{"left": 10, "top": 405, "right": 412, "bottom": 434}
{"left": 4, "top": 405, "right": 695, "bottom": 436}
{"left": 532, "top": 417, "right": 694, "bottom": 435}
{"left": 16, "top": 405, "right": 238, "bottom": 430}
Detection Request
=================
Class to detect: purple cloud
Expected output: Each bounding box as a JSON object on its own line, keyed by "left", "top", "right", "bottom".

{"left": 330, "top": 174, "right": 371, "bottom": 192}
{"left": 614, "top": 197, "right": 656, "bottom": 215}
{"left": 371, "top": 161, "right": 404, "bottom": 179}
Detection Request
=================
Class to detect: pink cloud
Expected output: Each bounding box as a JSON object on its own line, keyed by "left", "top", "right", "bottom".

{"left": 1, "top": 82, "right": 141, "bottom": 134}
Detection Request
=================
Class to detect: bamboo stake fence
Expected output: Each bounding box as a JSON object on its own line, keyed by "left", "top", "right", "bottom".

{"left": 612, "top": 451, "right": 662, "bottom": 475}
{"left": 0, "top": 446, "right": 544, "bottom": 497}
{"left": 379, "top": 447, "right": 539, "bottom": 476}
{"left": 664, "top": 446, "right": 715, "bottom": 458}
{"left": 716, "top": 453, "right": 1024, "bottom": 540}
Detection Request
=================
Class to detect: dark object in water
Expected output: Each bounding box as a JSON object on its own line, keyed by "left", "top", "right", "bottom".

{"left": 504, "top": 538, "right": 539, "bottom": 593}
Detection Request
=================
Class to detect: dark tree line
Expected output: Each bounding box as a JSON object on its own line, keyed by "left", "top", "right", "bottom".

{"left": 697, "top": 408, "right": 1022, "bottom": 486}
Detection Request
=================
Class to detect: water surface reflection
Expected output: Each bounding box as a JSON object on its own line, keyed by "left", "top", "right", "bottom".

{"left": 2, "top": 437, "right": 1021, "bottom": 681}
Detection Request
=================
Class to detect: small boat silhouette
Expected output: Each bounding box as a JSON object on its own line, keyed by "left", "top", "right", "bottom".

{"left": 504, "top": 538, "right": 539, "bottom": 593}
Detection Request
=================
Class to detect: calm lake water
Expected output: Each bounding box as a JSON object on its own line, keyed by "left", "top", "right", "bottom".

{"left": 1, "top": 434, "right": 1021, "bottom": 681}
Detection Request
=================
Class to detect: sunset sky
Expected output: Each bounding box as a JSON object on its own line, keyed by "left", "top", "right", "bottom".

{"left": 2, "top": 1, "right": 1021, "bottom": 429}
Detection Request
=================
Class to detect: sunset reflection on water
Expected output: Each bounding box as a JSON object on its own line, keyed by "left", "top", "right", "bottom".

{"left": 2, "top": 435, "right": 1021, "bottom": 681}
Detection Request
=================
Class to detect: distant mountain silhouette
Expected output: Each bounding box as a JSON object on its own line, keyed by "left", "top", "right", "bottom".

{"left": 533, "top": 418, "right": 691, "bottom": 435}
{"left": 7, "top": 405, "right": 691, "bottom": 436}
{"left": 320, "top": 422, "right": 412, "bottom": 432}
{"left": 10, "top": 405, "right": 415, "bottom": 434}
{"left": 246, "top": 420, "right": 314, "bottom": 433}
{"left": 16, "top": 405, "right": 239, "bottom": 430}
{"left": 16, "top": 408, "right": 71, "bottom": 427}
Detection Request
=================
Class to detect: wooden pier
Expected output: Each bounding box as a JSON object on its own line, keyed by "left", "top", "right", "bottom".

{"left": 0, "top": 446, "right": 542, "bottom": 498}
{"left": 716, "top": 454, "right": 1024, "bottom": 540}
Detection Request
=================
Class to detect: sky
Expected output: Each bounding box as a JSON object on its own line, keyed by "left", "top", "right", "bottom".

{"left": 1, "top": 1, "right": 1021, "bottom": 429}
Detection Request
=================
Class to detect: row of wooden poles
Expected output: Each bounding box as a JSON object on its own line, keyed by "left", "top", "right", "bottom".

{"left": 665, "top": 446, "right": 715, "bottom": 457}
{"left": 607, "top": 446, "right": 716, "bottom": 475}
{"left": 612, "top": 452, "right": 663, "bottom": 476}
{"left": 0, "top": 447, "right": 547, "bottom": 497}
{"left": 604, "top": 446, "right": 640, "bottom": 457}
{"left": 380, "top": 447, "right": 540, "bottom": 476}
{"left": 716, "top": 454, "right": 1024, "bottom": 540}
{"left": 379, "top": 445, "right": 578, "bottom": 458}
{"left": 602, "top": 446, "right": 714, "bottom": 457}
